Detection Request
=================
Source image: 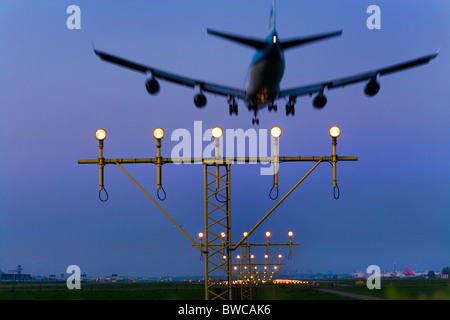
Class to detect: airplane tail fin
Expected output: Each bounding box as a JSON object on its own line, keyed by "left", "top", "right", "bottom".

{"left": 279, "top": 30, "right": 343, "bottom": 50}
{"left": 269, "top": 0, "right": 276, "bottom": 31}
{"left": 207, "top": 29, "right": 267, "bottom": 50}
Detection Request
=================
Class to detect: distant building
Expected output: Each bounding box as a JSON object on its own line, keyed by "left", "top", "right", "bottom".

{"left": 0, "top": 273, "right": 33, "bottom": 281}
{"left": 0, "top": 266, "right": 33, "bottom": 281}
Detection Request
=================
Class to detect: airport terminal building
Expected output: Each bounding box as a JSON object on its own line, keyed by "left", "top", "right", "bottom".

{"left": 0, "top": 267, "right": 33, "bottom": 281}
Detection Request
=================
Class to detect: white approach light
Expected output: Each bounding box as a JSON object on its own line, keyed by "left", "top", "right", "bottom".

{"left": 270, "top": 126, "right": 282, "bottom": 138}
{"left": 211, "top": 127, "right": 223, "bottom": 139}
{"left": 153, "top": 128, "right": 165, "bottom": 140}
{"left": 329, "top": 126, "right": 341, "bottom": 138}
{"left": 95, "top": 129, "right": 107, "bottom": 141}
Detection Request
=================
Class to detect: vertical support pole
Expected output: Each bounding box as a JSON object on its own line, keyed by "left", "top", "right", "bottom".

{"left": 98, "top": 139, "right": 104, "bottom": 191}
{"left": 226, "top": 164, "right": 232, "bottom": 300}
{"left": 239, "top": 244, "right": 252, "bottom": 300}
{"left": 332, "top": 136, "right": 337, "bottom": 188}
{"left": 215, "top": 137, "right": 220, "bottom": 190}
{"left": 203, "top": 163, "right": 231, "bottom": 300}
{"left": 273, "top": 136, "right": 279, "bottom": 188}
{"left": 288, "top": 232, "right": 293, "bottom": 258}
{"left": 204, "top": 163, "right": 209, "bottom": 301}
{"left": 156, "top": 138, "right": 162, "bottom": 190}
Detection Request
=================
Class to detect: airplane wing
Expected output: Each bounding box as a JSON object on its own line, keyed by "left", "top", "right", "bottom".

{"left": 94, "top": 49, "right": 247, "bottom": 99}
{"left": 279, "top": 53, "right": 438, "bottom": 99}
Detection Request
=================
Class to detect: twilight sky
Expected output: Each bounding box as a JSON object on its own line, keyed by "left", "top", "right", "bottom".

{"left": 0, "top": 0, "right": 448, "bottom": 277}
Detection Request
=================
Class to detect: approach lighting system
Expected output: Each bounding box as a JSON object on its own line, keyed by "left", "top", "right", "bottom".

{"left": 329, "top": 126, "right": 341, "bottom": 138}
{"left": 270, "top": 126, "right": 282, "bottom": 138}
{"left": 95, "top": 128, "right": 107, "bottom": 141}
{"left": 153, "top": 128, "right": 165, "bottom": 140}
{"left": 211, "top": 127, "right": 223, "bottom": 139}
{"left": 78, "top": 123, "right": 358, "bottom": 300}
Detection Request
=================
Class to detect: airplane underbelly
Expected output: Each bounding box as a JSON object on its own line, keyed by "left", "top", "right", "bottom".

{"left": 246, "top": 59, "right": 284, "bottom": 109}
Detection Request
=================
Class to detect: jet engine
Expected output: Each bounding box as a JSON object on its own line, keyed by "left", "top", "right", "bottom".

{"left": 194, "top": 93, "right": 207, "bottom": 108}
{"left": 313, "top": 92, "right": 327, "bottom": 109}
{"left": 145, "top": 77, "right": 160, "bottom": 95}
{"left": 364, "top": 78, "right": 380, "bottom": 97}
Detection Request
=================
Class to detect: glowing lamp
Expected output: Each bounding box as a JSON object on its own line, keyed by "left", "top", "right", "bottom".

{"left": 270, "top": 126, "right": 282, "bottom": 138}
{"left": 153, "top": 128, "right": 165, "bottom": 140}
{"left": 95, "top": 129, "right": 107, "bottom": 141}
{"left": 329, "top": 126, "right": 341, "bottom": 138}
{"left": 211, "top": 127, "right": 223, "bottom": 139}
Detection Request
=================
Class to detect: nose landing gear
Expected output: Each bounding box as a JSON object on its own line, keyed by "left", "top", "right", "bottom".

{"left": 249, "top": 106, "right": 260, "bottom": 125}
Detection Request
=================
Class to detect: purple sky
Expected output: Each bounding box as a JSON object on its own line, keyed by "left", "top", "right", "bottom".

{"left": 0, "top": 0, "right": 448, "bottom": 277}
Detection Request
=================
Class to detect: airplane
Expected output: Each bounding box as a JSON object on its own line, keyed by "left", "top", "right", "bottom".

{"left": 93, "top": 0, "right": 438, "bottom": 125}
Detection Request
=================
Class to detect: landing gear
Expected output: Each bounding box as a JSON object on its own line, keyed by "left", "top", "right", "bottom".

{"left": 268, "top": 100, "right": 278, "bottom": 112}
{"left": 250, "top": 106, "right": 260, "bottom": 125}
{"left": 285, "top": 96, "right": 296, "bottom": 116}
{"left": 228, "top": 96, "right": 238, "bottom": 115}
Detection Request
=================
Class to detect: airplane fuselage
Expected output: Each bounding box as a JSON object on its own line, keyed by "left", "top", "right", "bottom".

{"left": 245, "top": 30, "right": 285, "bottom": 110}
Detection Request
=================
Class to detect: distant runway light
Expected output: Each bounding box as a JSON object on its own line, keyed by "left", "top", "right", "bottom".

{"left": 95, "top": 129, "right": 107, "bottom": 141}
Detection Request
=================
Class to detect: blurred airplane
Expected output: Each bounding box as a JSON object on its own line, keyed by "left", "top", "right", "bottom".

{"left": 94, "top": 0, "right": 438, "bottom": 125}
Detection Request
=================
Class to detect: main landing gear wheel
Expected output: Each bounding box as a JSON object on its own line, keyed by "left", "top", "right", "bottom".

{"left": 285, "top": 104, "right": 295, "bottom": 115}
{"left": 285, "top": 96, "right": 296, "bottom": 116}
{"left": 228, "top": 96, "right": 238, "bottom": 115}
{"left": 229, "top": 103, "right": 238, "bottom": 115}
{"left": 268, "top": 103, "right": 278, "bottom": 112}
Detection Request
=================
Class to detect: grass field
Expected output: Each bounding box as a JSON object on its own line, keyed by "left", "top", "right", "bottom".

{"left": 0, "top": 278, "right": 448, "bottom": 300}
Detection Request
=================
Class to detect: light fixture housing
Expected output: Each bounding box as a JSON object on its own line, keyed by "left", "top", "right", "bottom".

{"left": 95, "top": 128, "right": 107, "bottom": 141}
{"left": 329, "top": 126, "right": 341, "bottom": 138}
{"left": 153, "top": 128, "right": 165, "bottom": 140}
{"left": 270, "top": 126, "right": 282, "bottom": 138}
{"left": 211, "top": 127, "right": 223, "bottom": 139}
